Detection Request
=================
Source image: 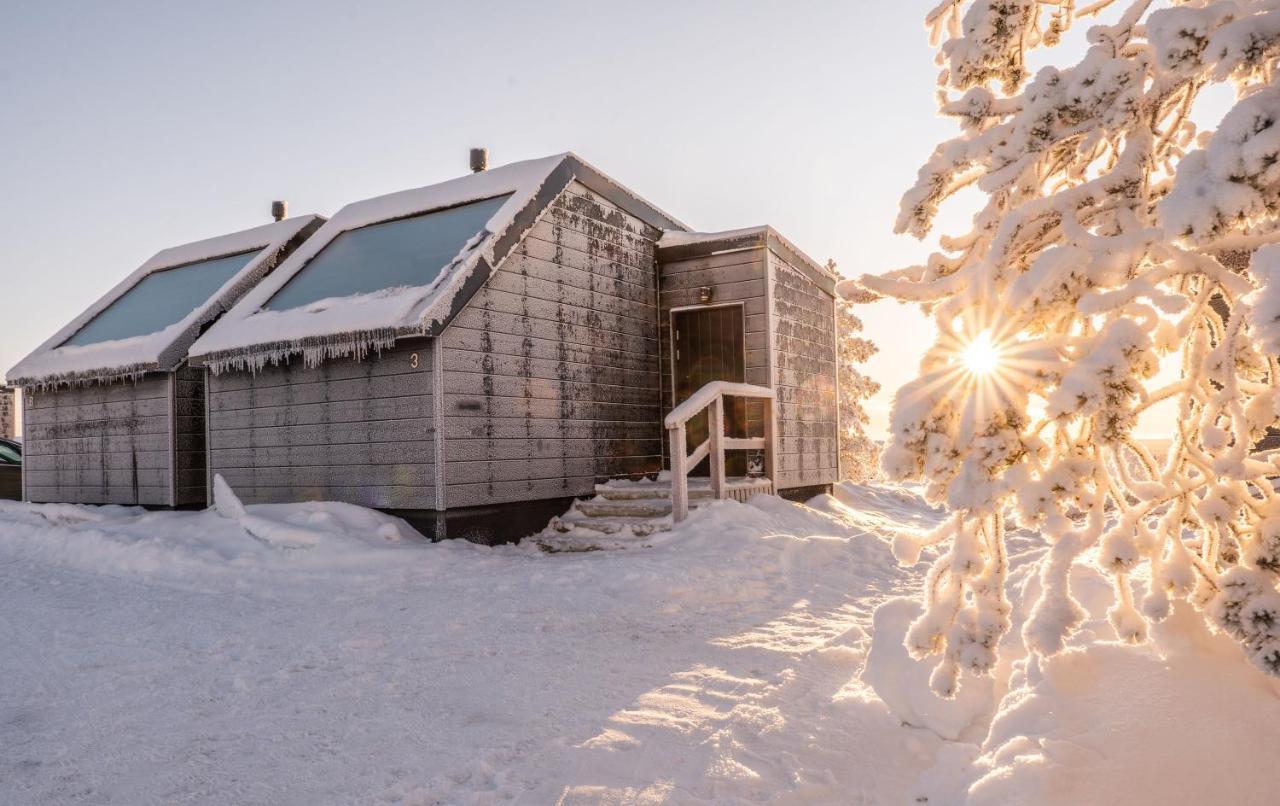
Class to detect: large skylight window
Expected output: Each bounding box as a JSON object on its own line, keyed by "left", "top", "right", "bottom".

{"left": 263, "top": 194, "right": 511, "bottom": 312}
{"left": 62, "top": 249, "right": 262, "bottom": 347}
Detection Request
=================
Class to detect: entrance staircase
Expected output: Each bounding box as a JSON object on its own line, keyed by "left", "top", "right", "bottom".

{"left": 539, "top": 474, "right": 774, "bottom": 550}
{"left": 538, "top": 381, "right": 779, "bottom": 551}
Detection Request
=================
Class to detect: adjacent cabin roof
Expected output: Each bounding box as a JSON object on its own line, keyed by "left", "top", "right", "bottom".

{"left": 189, "top": 153, "right": 688, "bottom": 374}
{"left": 8, "top": 216, "right": 324, "bottom": 389}
{"left": 657, "top": 226, "right": 838, "bottom": 295}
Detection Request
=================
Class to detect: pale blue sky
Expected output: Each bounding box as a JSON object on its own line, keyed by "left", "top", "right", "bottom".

{"left": 0, "top": 1, "right": 966, "bottom": 430}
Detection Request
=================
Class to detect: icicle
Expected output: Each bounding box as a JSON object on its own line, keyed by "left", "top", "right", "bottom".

{"left": 202, "top": 327, "right": 406, "bottom": 376}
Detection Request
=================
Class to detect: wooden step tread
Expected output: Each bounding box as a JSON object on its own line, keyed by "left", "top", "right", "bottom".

{"left": 576, "top": 498, "right": 673, "bottom": 518}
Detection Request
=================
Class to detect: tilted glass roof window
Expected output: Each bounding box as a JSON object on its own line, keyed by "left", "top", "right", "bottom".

{"left": 62, "top": 249, "right": 262, "bottom": 347}
{"left": 263, "top": 194, "right": 512, "bottom": 312}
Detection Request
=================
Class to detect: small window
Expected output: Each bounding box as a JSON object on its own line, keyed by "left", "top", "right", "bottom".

{"left": 62, "top": 249, "right": 262, "bottom": 347}
{"left": 263, "top": 194, "right": 511, "bottom": 312}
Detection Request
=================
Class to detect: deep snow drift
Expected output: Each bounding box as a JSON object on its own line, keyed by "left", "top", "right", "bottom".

{"left": 1, "top": 484, "right": 1278, "bottom": 804}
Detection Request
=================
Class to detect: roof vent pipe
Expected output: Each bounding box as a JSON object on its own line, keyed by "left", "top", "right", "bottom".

{"left": 271, "top": 200, "right": 288, "bottom": 222}
{"left": 470, "top": 148, "right": 488, "bottom": 173}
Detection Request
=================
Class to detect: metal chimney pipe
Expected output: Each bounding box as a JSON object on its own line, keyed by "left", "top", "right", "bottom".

{"left": 271, "top": 200, "right": 288, "bottom": 221}
{"left": 470, "top": 148, "right": 488, "bottom": 173}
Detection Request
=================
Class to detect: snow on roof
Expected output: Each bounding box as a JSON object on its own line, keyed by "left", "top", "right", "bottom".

{"left": 8, "top": 216, "right": 324, "bottom": 388}
{"left": 658, "top": 225, "right": 836, "bottom": 282}
{"left": 657, "top": 226, "right": 772, "bottom": 250}
{"left": 189, "top": 153, "right": 688, "bottom": 375}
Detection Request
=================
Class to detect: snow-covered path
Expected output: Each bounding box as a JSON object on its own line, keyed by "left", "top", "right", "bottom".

{"left": 0, "top": 486, "right": 954, "bottom": 805}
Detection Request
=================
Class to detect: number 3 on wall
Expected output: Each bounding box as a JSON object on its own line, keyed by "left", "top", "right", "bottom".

{"left": 410, "top": 353, "right": 420, "bottom": 369}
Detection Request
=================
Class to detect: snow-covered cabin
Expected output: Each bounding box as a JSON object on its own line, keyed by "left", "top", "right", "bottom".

{"left": 187, "top": 153, "right": 840, "bottom": 541}
{"left": 8, "top": 216, "right": 324, "bottom": 506}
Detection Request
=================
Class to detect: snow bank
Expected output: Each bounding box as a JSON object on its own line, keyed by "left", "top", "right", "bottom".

{"left": 0, "top": 484, "right": 420, "bottom": 582}
{"left": 0, "top": 482, "right": 942, "bottom": 804}
{"left": 5, "top": 481, "right": 1276, "bottom": 804}
{"left": 873, "top": 507, "right": 1280, "bottom": 804}
{"left": 849, "top": 478, "right": 1280, "bottom": 804}
{"left": 966, "top": 604, "right": 1280, "bottom": 805}
{"left": 865, "top": 598, "right": 996, "bottom": 742}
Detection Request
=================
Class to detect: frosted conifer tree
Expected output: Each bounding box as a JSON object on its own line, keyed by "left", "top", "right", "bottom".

{"left": 835, "top": 258, "right": 883, "bottom": 482}
{"left": 860, "top": 0, "right": 1280, "bottom": 694}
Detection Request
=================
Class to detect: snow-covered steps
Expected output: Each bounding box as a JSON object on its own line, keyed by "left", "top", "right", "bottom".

{"left": 535, "top": 474, "right": 773, "bottom": 552}
{"left": 574, "top": 498, "right": 673, "bottom": 518}
{"left": 587, "top": 479, "right": 714, "bottom": 501}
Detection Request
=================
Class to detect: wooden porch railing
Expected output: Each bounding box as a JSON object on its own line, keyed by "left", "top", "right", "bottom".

{"left": 664, "top": 381, "right": 777, "bottom": 522}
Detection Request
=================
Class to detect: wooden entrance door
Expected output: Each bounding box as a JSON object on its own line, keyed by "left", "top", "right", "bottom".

{"left": 672, "top": 305, "right": 747, "bottom": 474}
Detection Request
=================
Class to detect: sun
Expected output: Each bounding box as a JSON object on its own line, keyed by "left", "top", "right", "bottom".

{"left": 961, "top": 331, "right": 1001, "bottom": 376}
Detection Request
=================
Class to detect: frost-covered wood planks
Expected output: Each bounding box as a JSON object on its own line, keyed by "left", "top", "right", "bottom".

{"left": 769, "top": 251, "right": 838, "bottom": 489}
{"left": 439, "top": 180, "right": 664, "bottom": 508}
{"left": 205, "top": 340, "right": 436, "bottom": 509}
{"left": 22, "top": 374, "right": 175, "bottom": 505}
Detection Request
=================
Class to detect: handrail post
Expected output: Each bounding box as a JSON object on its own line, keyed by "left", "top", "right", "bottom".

{"left": 709, "top": 395, "right": 726, "bottom": 500}
{"left": 670, "top": 423, "right": 689, "bottom": 522}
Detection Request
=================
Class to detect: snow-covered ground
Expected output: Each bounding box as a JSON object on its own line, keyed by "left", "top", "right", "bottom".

{"left": 3, "top": 484, "right": 1279, "bottom": 804}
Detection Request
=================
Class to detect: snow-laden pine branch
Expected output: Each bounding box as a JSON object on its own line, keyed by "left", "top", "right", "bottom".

{"left": 866, "top": 0, "right": 1280, "bottom": 695}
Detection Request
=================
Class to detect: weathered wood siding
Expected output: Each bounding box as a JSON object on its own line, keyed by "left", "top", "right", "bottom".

{"left": 769, "top": 249, "right": 839, "bottom": 488}
{"left": 0, "top": 385, "right": 15, "bottom": 440}
{"left": 206, "top": 340, "right": 435, "bottom": 508}
{"left": 173, "top": 364, "right": 207, "bottom": 506}
{"left": 658, "top": 248, "right": 770, "bottom": 445}
{"left": 439, "top": 180, "right": 664, "bottom": 508}
{"left": 22, "top": 374, "right": 174, "bottom": 505}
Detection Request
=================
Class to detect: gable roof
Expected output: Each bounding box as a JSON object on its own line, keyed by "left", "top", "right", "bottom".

{"left": 188, "top": 153, "right": 687, "bottom": 374}
{"left": 8, "top": 216, "right": 324, "bottom": 389}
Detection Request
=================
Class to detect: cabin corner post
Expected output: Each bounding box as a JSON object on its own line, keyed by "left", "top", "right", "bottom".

{"left": 764, "top": 252, "right": 778, "bottom": 395}
{"left": 432, "top": 336, "right": 447, "bottom": 539}
{"left": 19, "top": 388, "right": 28, "bottom": 503}
{"left": 832, "top": 289, "right": 841, "bottom": 483}
{"left": 655, "top": 253, "right": 666, "bottom": 472}
{"left": 764, "top": 253, "right": 779, "bottom": 491}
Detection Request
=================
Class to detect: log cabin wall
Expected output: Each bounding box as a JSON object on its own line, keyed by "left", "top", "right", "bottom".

{"left": 22, "top": 374, "right": 175, "bottom": 505}
{"left": 205, "top": 339, "right": 435, "bottom": 508}
{"left": 768, "top": 248, "right": 839, "bottom": 489}
{"left": 438, "top": 180, "right": 664, "bottom": 508}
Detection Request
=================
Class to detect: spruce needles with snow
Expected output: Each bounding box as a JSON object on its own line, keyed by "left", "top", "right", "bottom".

{"left": 863, "top": 0, "right": 1280, "bottom": 694}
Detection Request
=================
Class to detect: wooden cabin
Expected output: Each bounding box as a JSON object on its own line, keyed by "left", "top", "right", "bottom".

{"left": 7, "top": 216, "right": 323, "bottom": 506}
{"left": 188, "top": 154, "right": 840, "bottom": 541}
